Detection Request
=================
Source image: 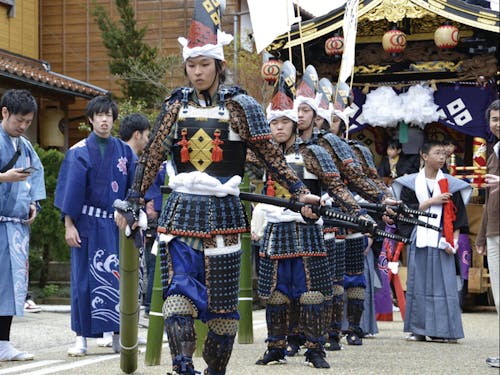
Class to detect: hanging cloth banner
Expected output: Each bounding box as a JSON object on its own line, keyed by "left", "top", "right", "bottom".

{"left": 433, "top": 85, "right": 496, "bottom": 141}
{"left": 349, "top": 84, "right": 497, "bottom": 139}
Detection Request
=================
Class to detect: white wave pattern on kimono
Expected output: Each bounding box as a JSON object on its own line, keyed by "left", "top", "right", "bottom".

{"left": 90, "top": 249, "right": 121, "bottom": 324}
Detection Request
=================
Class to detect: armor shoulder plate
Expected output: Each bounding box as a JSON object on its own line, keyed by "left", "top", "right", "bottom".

{"left": 306, "top": 144, "right": 339, "bottom": 175}
{"left": 230, "top": 94, "right": 271, "bottom": 141}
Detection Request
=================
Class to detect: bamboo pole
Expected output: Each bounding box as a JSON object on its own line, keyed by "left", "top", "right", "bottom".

{"left": 144, "top": 251, "right": 165, "bottom": 365}
{"left": 238, "top": 173, "right": 254, "bottom": 344}
{"left": 119, "top": 232, "right": 139, "bottom": 374}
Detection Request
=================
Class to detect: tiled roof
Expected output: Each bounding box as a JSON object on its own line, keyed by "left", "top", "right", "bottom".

{"left": 0, "top": 49, "right": 108, "bottom": 99}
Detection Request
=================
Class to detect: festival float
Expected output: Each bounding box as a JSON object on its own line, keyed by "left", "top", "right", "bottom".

{"left": 261, "top": 0, "right": 499, "bottom": 305}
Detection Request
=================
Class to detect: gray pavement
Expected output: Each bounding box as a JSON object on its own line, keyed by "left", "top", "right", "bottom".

{"left": 0, "top": 306, "right": 498, "bottom": 374}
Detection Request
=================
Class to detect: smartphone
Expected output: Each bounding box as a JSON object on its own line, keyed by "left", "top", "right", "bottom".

{"left": 21, "top": 166, "right": 38, "bottom": 174}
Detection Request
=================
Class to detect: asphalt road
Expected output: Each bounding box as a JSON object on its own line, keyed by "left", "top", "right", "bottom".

{"left": 0, "top": 306, "right": 498, "bottom": 375}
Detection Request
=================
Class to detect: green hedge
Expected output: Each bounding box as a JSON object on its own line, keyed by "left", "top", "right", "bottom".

{"left": 29, "top": 146, "right": 67, "bottom": 287}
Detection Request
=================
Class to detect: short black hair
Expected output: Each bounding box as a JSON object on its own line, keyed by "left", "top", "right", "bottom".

{"left": 0, "top": 89, "right": 38, "bottom": 115}
{"left": 420, "top": 139, "right": 443, "bottom": 155}
{"left": 387, "top": 139, "right": 402, "bottom": 150}
{"left": 486, "top": 99, "right": 499, "bottom": 122}
{"left": 119, "top": 113, "right": 150, "bottom": 142}
{"left": 441, "top": 138, "right": 457, "bottom": 146}
{"left": 86, "top": 95, "right": 118, "bottom": 122}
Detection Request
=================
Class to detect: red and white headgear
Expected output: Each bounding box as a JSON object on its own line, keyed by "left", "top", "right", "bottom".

{"left": 178, "top": 0, "right": 233, "bottom": 62}
{"left": 294, "top": 65, "right": 319, "bottom": 113}
{"left": 266, "top": 61, "right": 297, "bottom": 123}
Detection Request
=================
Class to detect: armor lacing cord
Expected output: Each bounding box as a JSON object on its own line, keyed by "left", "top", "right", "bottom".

{"left": 181, "top": 88, "right": 191, "bottom": 112}
{"left": 218, "top": 88, "right": 228, "bottom": 115}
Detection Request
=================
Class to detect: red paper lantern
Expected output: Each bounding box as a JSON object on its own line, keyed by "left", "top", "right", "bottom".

{"left": 382, "top": 28, "right": 406, "bottom": 54}
{"left": 325, "top": 36, "right": 344, "bottom": 56}
{"left": 434, "top": 24, "right": 459, "bottom": 49}
{"left": 261, "top": 59, "right": 282, "bottom": 84}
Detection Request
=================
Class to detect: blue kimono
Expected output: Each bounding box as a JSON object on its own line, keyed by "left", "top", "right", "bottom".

{"left": 55, "top": 132, "right": 136, "bottom": 337}
{"left": 0, "top": 129, "right": 46, "bottom": 316}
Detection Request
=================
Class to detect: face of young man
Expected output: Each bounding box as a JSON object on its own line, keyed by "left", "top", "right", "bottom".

{"left": 134, "top": 129, "right": 150, "bottom": 155}
{"left": 185, "top": 56, "right": 220, "bottom": 96}
{"left": 489, "top": 109, "right": 500, "bottom": 139}
{"left": 269, "top": 116, "right": 294, "bottom": 145}
{"left": 422, "top": 145, "right": 447, "bottom": 171}
{"left": 297, "top": 103, "right": 315, "bottom": 132}
{"left": 1, "top": 107, "right": 34, "bottom": 137}
{"left": 444, "top": 143, "right": 456, "bottom": 157}
{"left": 329, "top": 115, "right": 341, "bottom": 136}
{"left": 387, "top": 146, "right": 401, "bottom": 159}
{"left": 89, "top": 110, "right": 114, "bottom": 138}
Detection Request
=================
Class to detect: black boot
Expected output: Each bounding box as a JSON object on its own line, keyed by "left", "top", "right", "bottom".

{"left": 256, "top": 302, "right": 288, "bottom": 365}
{"left": 202, "top": 330, "right": 235, "bottom": 375}
{"left": 346, "top": 298, "right": 364, "bottom": 346}
{"left": 255, "top": 347, "right": 286, "bottom": 365}
{"left": 165, "top": 315, "right": 197, "bottom": 374}
{"left": 304, "top": 348, "right": 330, "bottom": 369}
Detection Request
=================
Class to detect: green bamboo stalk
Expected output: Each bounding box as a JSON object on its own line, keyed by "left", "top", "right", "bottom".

{"left": 119, "top": 231, "right": 139, "bottom": 374}
{"left": 145, "top": 165, "right": 170, "bottom": 365}
{"left": 238, "top": 173, "right": 253, "bottom": 344}
{"left": 144, "top": 251, "right": 165, "bottom": 365}
{"left": 194, "top": 320, "right": 208, "bottom": 357}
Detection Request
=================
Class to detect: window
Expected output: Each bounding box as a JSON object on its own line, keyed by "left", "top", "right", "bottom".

{"left": 0, "top": 0, "right": 15, "bottom": 17}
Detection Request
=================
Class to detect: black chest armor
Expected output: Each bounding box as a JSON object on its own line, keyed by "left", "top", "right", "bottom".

{"left": 285, "top": 153, "right": 322, "bottom": 196}
{"left": 171, "top": 103, "right": 246, "bottom": 178}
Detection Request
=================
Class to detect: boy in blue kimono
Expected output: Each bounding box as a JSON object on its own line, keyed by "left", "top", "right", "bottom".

{"left": 0, "top": 89, "right": 46, "bottom": 361}
{"left": 55, "top": 96, "right": 137, "bottom": 356}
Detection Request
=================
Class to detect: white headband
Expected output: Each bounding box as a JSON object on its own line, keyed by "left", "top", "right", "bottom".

{"left": 178, "top": 30, "right": 233, "bottom": 62}
{"left": 317, "top": 107, "right": 332, "bottom": 125}
{"left": 295, "top": 96, "right": 318, "bottom": 113}
{"left": 266, "top": 103, "right": 298, "bottom": 123}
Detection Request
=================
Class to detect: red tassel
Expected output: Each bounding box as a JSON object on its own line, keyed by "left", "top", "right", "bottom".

{"left": 265, "top": 175, "right": 276, "bottom": 196}
{"left": 211, "top": 129, "right": 224, "bottom": 162}
{"left": 438, "top": 178, "right": 456, "bottom": 245}
{"left": 177, "top": 128, "right": 190, "bottom": 163}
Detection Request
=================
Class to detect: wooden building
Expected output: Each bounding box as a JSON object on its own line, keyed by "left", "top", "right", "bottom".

{"left": 2, "top": 1, "right": 247, "bottom": 147}
{"left": 38, "top": 0, "right": 244, "bottom": 146}
{"left": 0, "top": 0, "right": 109, "bottom": 149}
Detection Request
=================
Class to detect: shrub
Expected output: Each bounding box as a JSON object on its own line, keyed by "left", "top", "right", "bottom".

{"left": 29, "top": 146, "right": 68, "bottom": 288}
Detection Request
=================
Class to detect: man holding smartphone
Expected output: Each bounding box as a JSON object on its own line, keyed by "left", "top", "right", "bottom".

{"left": 0, "top": 89, "right": 46, "bottom": 361}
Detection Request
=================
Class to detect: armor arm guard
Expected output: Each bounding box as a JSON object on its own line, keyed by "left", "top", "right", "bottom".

{"left": 246, "top": 148, "right": 265, "bottom": 169}
{"left": 302, "top": 148, "right": 362, "bottom": 216}
{"left": 132, "top": 100, "right": 181, "bottom": 197}
{"left": 344, "top": 163, "right": 387, "bottom": 203}
{"left": 226, "top": 99, "right": 309, "bottom": 198}
{"left": 318, "top": 136, "right": 384, "bottom": 203}
{"left": 350, "top": 145, "right": 392, "bottom": 201}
